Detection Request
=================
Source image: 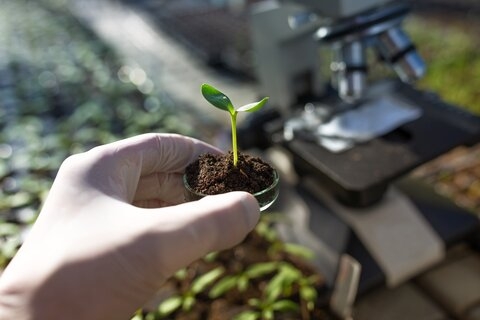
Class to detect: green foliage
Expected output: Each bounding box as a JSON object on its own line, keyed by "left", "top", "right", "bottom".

{"left": 203, "top": 251, "right": 220, "bottom": 263}
{"left": 254, "top": 218, "right": 279, "bottom": 243}
{"left": 209, "top": 262, "right": 278, "bottom": 298}
{"left": 234, "top": 297, "right": 299, "bottom": 320}
{"left": 156, "top": 267, "right": 224, "bottom": 317}
{"left": 405, "top": 17, "right": 480, "bottom": 114}
{"left": 201, "top": 83, "right": 268, "bottom": 166}
{"left": 264, "top": 262, "right": 302, "bottom": 301}
{"left": 232, "top": 262, "right": 318, "bottom": 320}
{"left": 0, "top": 222, "right": 23, "bottom": 267}
{"left": 269, "top": 242, "right": 316, "bottom": 261}
{"left": 173, "top": 268, "right": 188, "bottom": 281}
{"left": 191, "top": 266, "right": 224, "bottom": 294}
{"left": 136, "top": 215, "right": 323, "bottom": 320}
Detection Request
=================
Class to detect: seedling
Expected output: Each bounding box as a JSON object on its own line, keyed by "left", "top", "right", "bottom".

{"left": 209, "top": 261, "right": 278, "bottom": 299}
{"left": 201, "top": 83, "right": 269, "bottom": 166}
{"left": 234, "top": 297, "right": 299, "bottom": 320}
{"left": 157, "top": 267, "right": 224, "bottom": 317}
{"left": 263, "top": 262, "right": 319, "bottom": 312}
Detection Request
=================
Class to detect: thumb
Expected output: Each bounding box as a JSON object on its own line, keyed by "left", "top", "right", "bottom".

{"left": 145, "top": 192, "right": 260, "bottom": 277}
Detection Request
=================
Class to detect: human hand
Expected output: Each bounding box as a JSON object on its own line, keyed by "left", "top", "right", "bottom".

{"left": 0, "top": 133, "right": 260, "bottom": 319}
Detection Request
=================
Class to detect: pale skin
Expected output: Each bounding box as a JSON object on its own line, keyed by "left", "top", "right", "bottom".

{"left": 0, "top": 133, "right": 260, "bottom": 319}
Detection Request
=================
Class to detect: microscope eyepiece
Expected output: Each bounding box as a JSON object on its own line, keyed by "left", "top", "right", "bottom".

{"left": 315, "top": 2, "right": 425, "bottom": 102}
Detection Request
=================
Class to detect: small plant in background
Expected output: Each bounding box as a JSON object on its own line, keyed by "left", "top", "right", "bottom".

{"left": 156, "top": 266, "right": 224, "bottom": 318}
{"left": 201, "top": 83, "right": 269, "bottom": 166}
{"left": 209, "top": 261, "right": 278, "bottom": 299}
{"left": 255, "top": 215, "right": 317, "bottom": 262}
{"left": 268, "top": 241, "right": 316, "bottom": 261}
{"left": 131, "top": 214, "right": 326, "bottom": 320}
{"left": 0, "top": 221, "right": 23, "bottom": 267}
{"left": 254, "top": 215, "right": 281, "bottom": 243}
{"left": 233, "top": 262, "right": 320, "bottom": 320}
{"left": 270, "top": 263, "right": 320, "bottom": 313}
{"left": 235, "top": 297, "right": 299, "bottom": 320}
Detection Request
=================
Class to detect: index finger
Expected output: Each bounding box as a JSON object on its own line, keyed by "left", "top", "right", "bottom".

{"left": 80, "top": 133, "right": 221, "bottom": 202}
{"left": 94, "top": 133, "right": 222, "bottom": 176}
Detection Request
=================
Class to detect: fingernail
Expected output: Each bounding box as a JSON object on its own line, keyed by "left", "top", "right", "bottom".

{"left": 232, "top": 191, "right": 260, "bottom": 230}
{"left": 201, "top": 192, "right": 260, "bottom": 229}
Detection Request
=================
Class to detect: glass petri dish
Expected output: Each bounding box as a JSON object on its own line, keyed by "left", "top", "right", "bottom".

{"left": 183, "top": 169, "right": 279, "bottom": 212}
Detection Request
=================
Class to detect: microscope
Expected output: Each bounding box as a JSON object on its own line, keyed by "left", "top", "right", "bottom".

{"left": 241, "top": 0, "right": 480, "bottom": 307}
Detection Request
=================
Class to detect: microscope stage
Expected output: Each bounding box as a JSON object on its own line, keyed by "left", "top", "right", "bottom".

{"left": 284, "top": 81, "right": 480, "bottom": 206}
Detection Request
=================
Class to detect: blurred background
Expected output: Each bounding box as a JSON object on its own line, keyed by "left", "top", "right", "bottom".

{"left": 0, "top": 0, "right": 479, "bottom": 319}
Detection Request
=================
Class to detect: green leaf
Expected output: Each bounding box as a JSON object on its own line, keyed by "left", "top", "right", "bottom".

{"left": 234, "top": 310, "right": 260, "bottom": 320}
{"left": 299, "top": 286, "right": 317, "bottom": 306}
{"left": 130, "top": 313, "right": 143, "bottom": 320}
{"left": 0, "top": 162, "right": 9, "bottom": 180}
{"left": 282, "top": 243, "right": 315, "bottom": 260}
{"left": 182, "top": 295, "right": 196, "bottom": 312}
{"left": 144, "top": 313, "right": 156, "bottom": 320}
{"left": 245, "top": 262, "right": 278, "bottom": 279}
{"left": 174, "top": 268, "right": 187, "bottom": 280}
{"left": 203, "top": 251, "right": 219, "bottom": 263}
{"left": 158, "top": 295, "right": 182, "bottom": 316}
{"left": 0, "top": 223, "right": 20, "bottom": 237}
{"left": 236, "top": 97, "right": 269, "bottom": 113}
{"left": 1, "top": 235, "right": 22, "bottom": 259}
{"left": 191, "top": 266, "right": 224, "bottom": 294}
{"left": 264, "top": 263, "right": 301, "bottom": 302}
{"left": 5, "top": 192, "right": 33, "bottom": 209}
{"left": 201, "top": 83, "right": 234, "bottom": 114}
{"left": 262, "top": 309, "right": 274, "bottom": 320}
{"left": 209, "top": 275, "right": 238, "bottom": 298}
{"left": 265, "top": 281, "right": 282, "bottom": 303}
{"left": 238, "top": 275, "right": 249, "bottom": 292}
{"left": 248, "top": 298, "right": 261, "bottom": 308}
{"left": 279, "top": 263, "right": 302, "bottom": 280}
{"left": 271, "top": 300, "right": 299, "bottom": 312}
{"left": 254, "top": 220, "right": 278, "bottom": 243}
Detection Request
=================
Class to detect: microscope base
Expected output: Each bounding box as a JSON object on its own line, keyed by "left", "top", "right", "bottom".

{"left": 307, "top": 179, "right": 445, "bottom": 288}
{"left": 272, "top": 171, "right": 480, "bottom": 295}
{"left": 348, "top": 177, "right": 480, "bottom": 293}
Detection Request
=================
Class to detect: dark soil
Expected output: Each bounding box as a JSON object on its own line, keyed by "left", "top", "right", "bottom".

{"left": 185, "top": 151, "right": 275, "bottom": 195}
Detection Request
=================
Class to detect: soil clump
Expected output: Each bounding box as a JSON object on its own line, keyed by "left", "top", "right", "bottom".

{"left": 185, "top": 152, "right": 274, "bottom": 195}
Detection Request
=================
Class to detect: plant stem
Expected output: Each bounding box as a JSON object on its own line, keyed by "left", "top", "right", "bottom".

{"left": 231, "top": 112, "right": 238, "bottom": 166}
